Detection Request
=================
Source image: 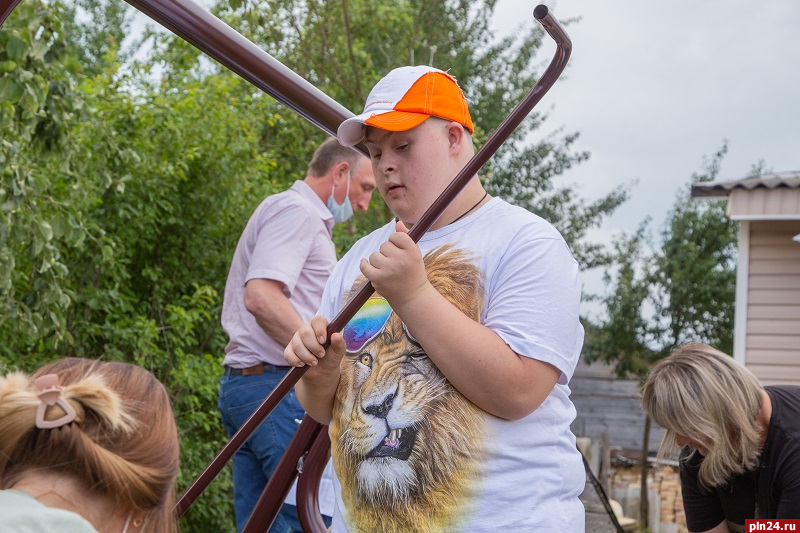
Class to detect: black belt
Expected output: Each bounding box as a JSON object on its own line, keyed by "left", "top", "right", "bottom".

{"left": 223, "top": 362, "right": 290, "bottom": 376}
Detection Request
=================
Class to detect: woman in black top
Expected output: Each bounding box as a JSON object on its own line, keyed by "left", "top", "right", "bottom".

{"left": 641, "top": 343, "right": 800, "bottom": 533}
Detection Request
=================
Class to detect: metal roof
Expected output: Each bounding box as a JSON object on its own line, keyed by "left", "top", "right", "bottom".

{"left": 690, "top": 171, "right": 800, "bottom": 198}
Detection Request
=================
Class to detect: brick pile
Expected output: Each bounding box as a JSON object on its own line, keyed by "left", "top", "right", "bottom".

{"left": 610, "top": 466, "right": 687, "bottom": 533}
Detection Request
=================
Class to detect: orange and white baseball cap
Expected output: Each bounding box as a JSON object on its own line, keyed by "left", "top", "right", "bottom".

{"left": 337, "top": 65, "right": 474, "bottom": 147}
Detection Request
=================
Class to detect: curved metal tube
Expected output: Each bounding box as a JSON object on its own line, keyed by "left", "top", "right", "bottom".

{"left": 0, "top": 0, "right": 24, "bottom": 27}
{"left": 242, "top": 413, "right": 325, "bottom": 532}
{"left": 241, "top": 416, "right": 332, "bottom": 533}
{"left": 2, "top": 2, "right": 571, "bottom": 531}
{"left": 295, "top": 430, "right": 331, "bottom": 533}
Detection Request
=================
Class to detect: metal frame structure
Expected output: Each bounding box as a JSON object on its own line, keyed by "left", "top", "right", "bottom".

{"left": 0, "top": 2, "right": 571, "bottom": 531}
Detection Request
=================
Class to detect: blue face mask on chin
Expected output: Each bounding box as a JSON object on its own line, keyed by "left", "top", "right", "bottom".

{"left": 326, "top": 170, "right": 354, "bottom": 224}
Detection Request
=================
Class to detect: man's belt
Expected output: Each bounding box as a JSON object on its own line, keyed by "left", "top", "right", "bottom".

{"left": 223, "top": 362, "right": 290, "bottom": 376}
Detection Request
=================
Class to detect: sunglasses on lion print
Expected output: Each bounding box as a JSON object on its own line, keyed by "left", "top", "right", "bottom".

{"left": 342, "top": 296, "right": 417, "bottom": 353}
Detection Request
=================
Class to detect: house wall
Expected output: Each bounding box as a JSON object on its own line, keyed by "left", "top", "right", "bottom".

{"left": 744, "top": 220, "right": 800, "bottom": 385}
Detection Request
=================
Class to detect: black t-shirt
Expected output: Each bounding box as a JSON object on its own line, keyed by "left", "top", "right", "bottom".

{"left": 680, "top": 385, "right": 800, "bottom": 532}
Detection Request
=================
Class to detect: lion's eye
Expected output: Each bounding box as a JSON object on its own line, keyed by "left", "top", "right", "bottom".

{"left": 407, "top": 350, "right": 426, "bottom": 360}
{"left": 360, "top": 354, "right": 373, "bottom": 367}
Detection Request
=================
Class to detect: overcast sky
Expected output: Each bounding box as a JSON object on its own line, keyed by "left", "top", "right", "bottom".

{"left": 489, "top": 0, "right": 800, "bottom": 315}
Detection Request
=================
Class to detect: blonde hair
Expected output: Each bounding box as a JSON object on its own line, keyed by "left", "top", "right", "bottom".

{"left": 0, "top": 358, "right": 180, "bottom": 532}
{"left": 641, "top": 343, "right": 764, "bottom": 488}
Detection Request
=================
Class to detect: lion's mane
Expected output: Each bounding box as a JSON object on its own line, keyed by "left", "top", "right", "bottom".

{"left": 330, "top": 245, "right": 488, "bottom": 532}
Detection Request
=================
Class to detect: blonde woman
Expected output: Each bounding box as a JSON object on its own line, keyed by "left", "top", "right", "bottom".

{"left": 0, "top": 358, "right": 180, "bottom": 532}
{"left": 642, "top": 343, "right": 800, "bottom": 532}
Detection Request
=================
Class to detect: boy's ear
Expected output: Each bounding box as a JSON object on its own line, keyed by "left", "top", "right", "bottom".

{"left": 446, "top": 121, "right": 465, "bottom": 153}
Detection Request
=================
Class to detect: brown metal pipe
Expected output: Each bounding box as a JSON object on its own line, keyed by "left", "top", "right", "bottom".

{"left": 2, "top": 0, "right": 571, "bottom": 528}
{"left": 173, "top": 355, "right": 301, "bottom": 517}
{"left": 241, "top": 414, "right": 324, "bottom": 533}
{"left": 324, "top": 2, "right": 572, "bottom": 340}
{"left": 0, "top": 0, "right": 24, "bottom": 28}
{"left": 123, "top": 0, "right": 354, "bottom": 138}
{"left": 295, "top": 428, "right": 331, "bottom": 533}
{"left": 242, "top": 416, "right": 332, "bottom": 533}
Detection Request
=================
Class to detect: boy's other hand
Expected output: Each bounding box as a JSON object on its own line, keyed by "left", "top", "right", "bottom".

{"left": 360, "top": 220, "right": 429, "bottom": 307}
{"left": 284, "top": 316, "right": 345, "bottom": 373}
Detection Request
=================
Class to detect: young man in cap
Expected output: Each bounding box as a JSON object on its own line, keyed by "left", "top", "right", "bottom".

{"left": 285, "top": 66, "right": 585, "bottom": 531}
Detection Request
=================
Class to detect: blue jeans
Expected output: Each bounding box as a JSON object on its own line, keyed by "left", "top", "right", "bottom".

{"left": 218, "top": 367, "right": 306, "bottom": 533}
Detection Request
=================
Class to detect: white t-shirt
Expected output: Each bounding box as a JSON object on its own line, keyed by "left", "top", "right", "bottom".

{"left": 0, "top": 489, "right": 98, "bottom": 533}
{"left": 319, "top": 198, "right": 585, "bottom": 532}
{"left": 285, "top": 458, "right": 337, "bottom": 517}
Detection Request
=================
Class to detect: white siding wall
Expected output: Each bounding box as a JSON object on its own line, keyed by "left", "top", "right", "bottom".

{"left": 730, "top": 188, "right": 800, "bottom": 219}
{"left": 744, "top": 221, "right": 800, "bottom": 385}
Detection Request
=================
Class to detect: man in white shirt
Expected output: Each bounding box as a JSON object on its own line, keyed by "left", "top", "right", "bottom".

{"left": 218, "top": 137, "right": 376, "bottom": 532}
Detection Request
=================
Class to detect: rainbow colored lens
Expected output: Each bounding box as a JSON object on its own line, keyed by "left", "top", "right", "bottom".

{"left": 342, "top": 297, "right": 393, "bottom": 353}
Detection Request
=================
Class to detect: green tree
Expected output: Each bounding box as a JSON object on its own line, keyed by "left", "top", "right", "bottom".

{"left": 61, "top": 68, "right": 292, "bottom": 529}
{"left": 651, "top": 144, "right": 738, "bottom": 355}
{"left": 1, "top": 3, "right": 286, "bottom": 528}
{"left": 60, "top": 0, "right": 135, "bottom": 75}
{"left": 584, "top": 143, "right": 739, "bottom": 526}
{"left": 583, "top": 224, "right": 654, "bottom": 377}
{"left": 0, "top": 0, "right": 87, "bottom": 362}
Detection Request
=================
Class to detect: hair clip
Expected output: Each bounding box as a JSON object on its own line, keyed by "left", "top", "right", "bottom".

{"left": 34, "top": 374, "right": 77, "bottom": 429}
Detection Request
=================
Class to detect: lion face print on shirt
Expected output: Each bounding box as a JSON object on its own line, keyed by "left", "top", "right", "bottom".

{"left": 330, "top": 245, "right": 488, "bottom": 533}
